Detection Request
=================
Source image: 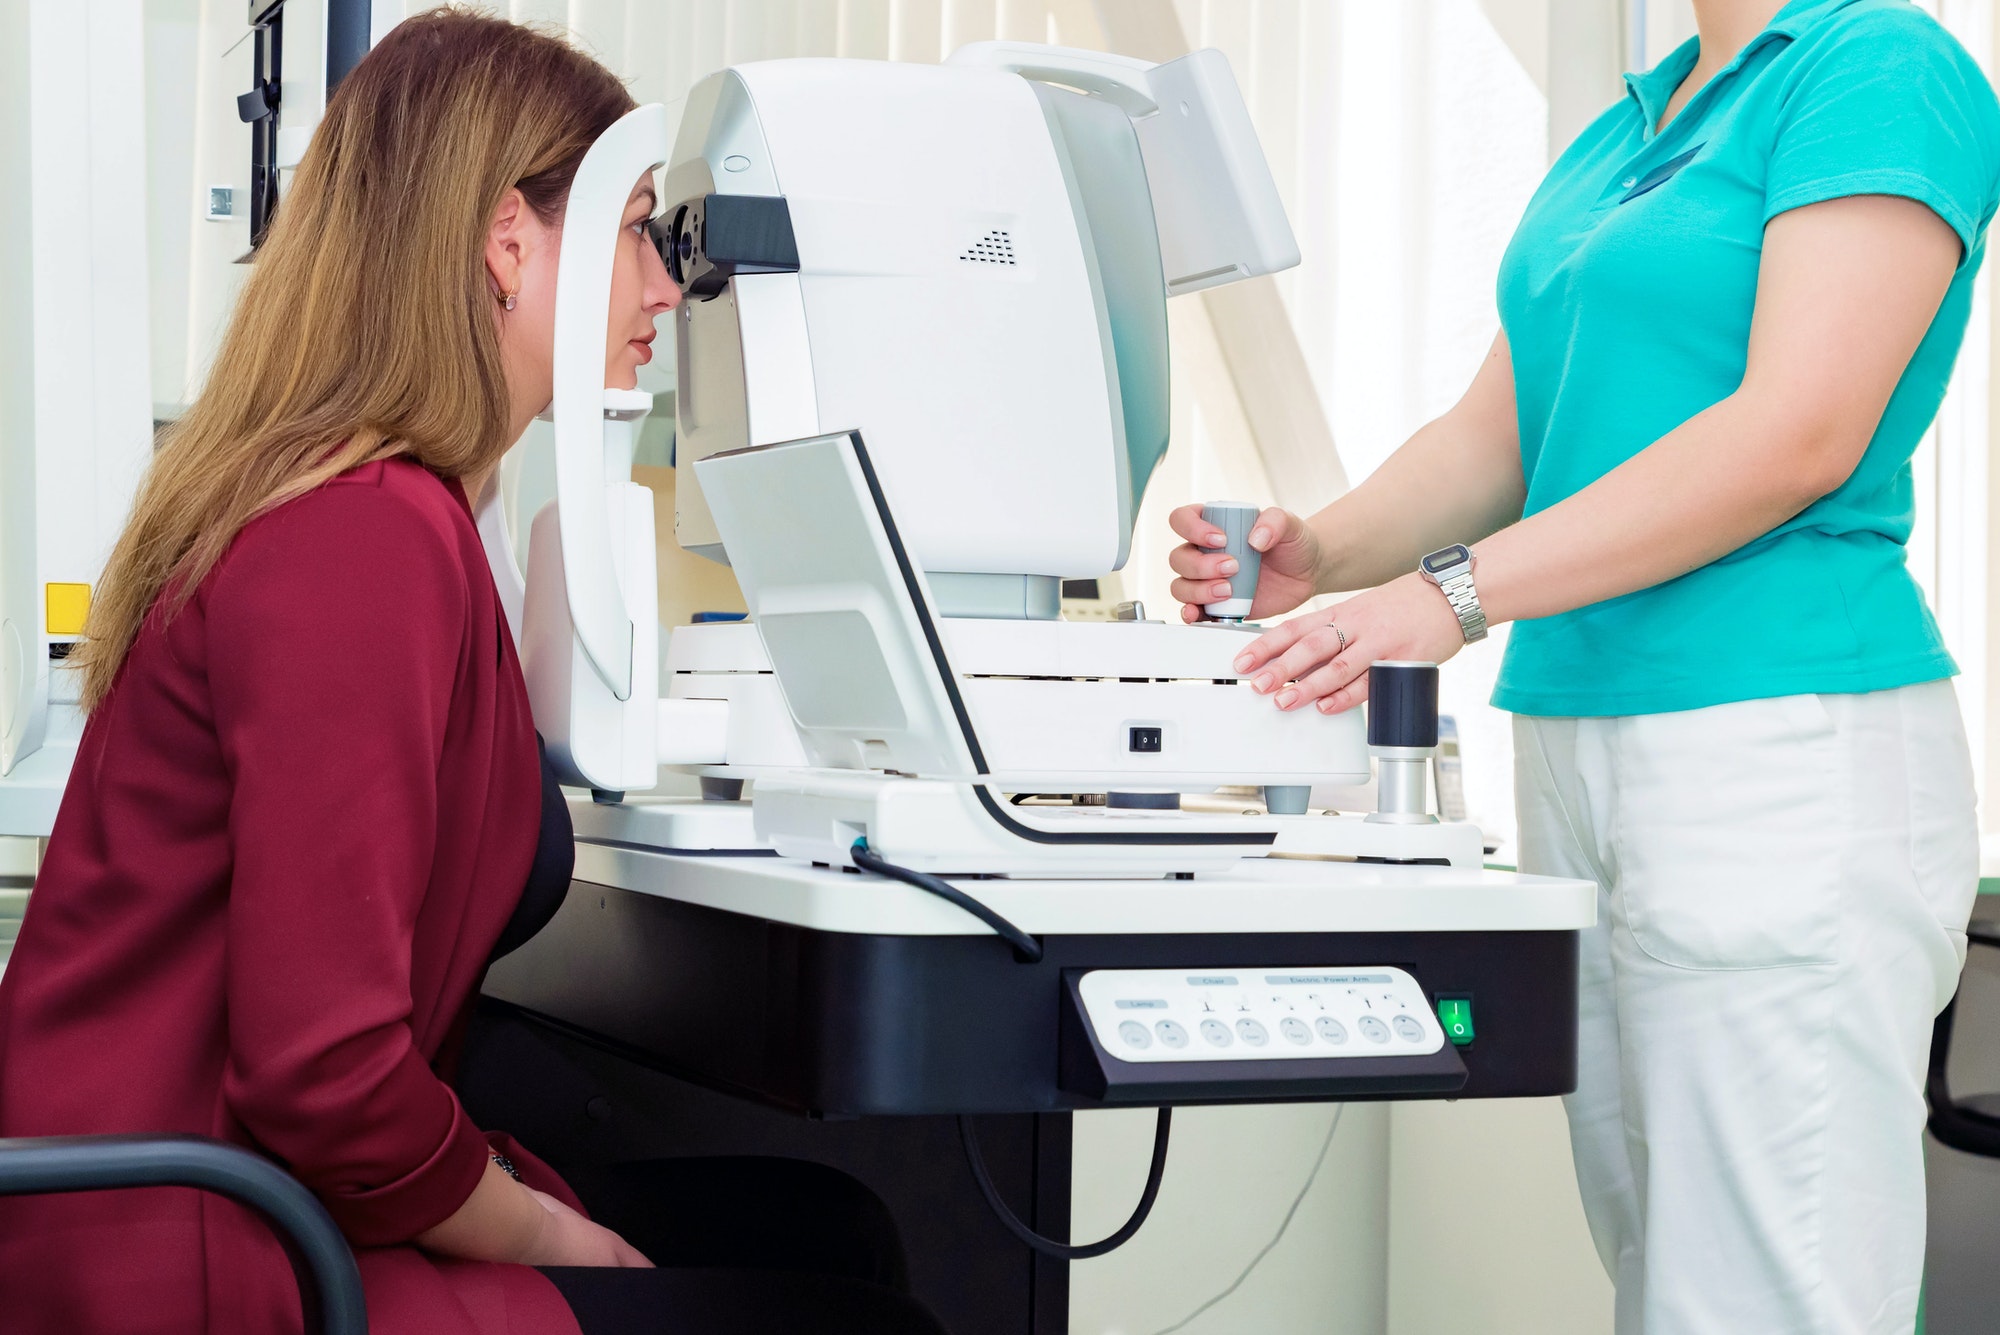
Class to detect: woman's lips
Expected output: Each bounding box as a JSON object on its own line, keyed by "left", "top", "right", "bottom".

{"left": 630, "top": 339, "right": 653, "bottom": 365}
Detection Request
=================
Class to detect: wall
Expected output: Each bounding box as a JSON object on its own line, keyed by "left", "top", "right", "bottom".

{"left": 1070, "top": 1103, "right": 1389, "bottom": 1335}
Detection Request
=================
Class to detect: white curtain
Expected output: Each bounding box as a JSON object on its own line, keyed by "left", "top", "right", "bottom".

{"left": 1912, "top": 0, "right": 1997, "bottom": 842}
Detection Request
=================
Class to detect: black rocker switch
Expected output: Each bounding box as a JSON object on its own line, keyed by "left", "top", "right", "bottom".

{"left": 1129, "top": 726, "right": 1163, "bottom": 754}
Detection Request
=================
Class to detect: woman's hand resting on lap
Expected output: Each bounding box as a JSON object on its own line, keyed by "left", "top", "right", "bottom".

{"left": 519, "top": 1188, "right": 653, "bottom": 1269}
{"left": 416, "top": 1156, "right": 652, "bottom": 1268}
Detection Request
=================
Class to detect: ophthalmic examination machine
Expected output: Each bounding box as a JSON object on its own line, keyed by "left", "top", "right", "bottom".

{"left": 458, "top": 41, "right": 1595, "bottom": 1335}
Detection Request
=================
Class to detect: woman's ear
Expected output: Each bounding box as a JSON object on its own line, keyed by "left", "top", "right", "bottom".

{"left": 485, "top": 187, "right": 530, "bottom": 304}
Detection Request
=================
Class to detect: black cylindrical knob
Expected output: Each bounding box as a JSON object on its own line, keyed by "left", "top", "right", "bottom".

{"left": 1367, "top": 662, "right": 1439, "bottom": 748}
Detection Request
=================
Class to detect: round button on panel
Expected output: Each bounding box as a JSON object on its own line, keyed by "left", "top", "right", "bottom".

{"left": 1236, "top": 1019, "right": 1269, "bottom": 1046}
{"left": 1358, "top": 1015, "right": 1391, "bottom": 1044}
{"left": 1155, "top": 1020, "right": 1190, "bottom": 1049}
{"left": 1119, "top": 1020, "right": 1153, "bottom": 1050}
{"left": 1315, "top": 1016, "right": 1348, "bottom": 1045}
{"left": 1392, "top": 1014, "right": 1426, "bottom": 1043}
{"left": 1280, "top": 1017, "right": 1312, "bottom": 1046}
{"left": 1199, "top": 1019, "right": 1233, "bottom": 1048}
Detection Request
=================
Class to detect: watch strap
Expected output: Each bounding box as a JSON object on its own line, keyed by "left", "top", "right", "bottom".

{"left": 1435, "top": 568, "right": 1488, "bottom": 644}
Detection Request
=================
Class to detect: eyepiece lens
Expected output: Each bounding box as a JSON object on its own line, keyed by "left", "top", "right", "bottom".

{"left": 664, "top": 205, "right": 693, "bottom": 285}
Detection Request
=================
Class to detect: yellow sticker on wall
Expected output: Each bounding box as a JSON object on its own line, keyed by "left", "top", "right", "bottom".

{"left": 45, "top": 584, "right": 90, "bottom": 637}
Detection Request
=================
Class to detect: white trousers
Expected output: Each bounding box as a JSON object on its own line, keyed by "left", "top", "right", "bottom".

{"left": 1514, "top": 682, "right": 1980, "bottom": 1335}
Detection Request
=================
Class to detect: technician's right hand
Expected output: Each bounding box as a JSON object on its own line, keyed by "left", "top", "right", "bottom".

{"left": 1167, "top": 505, "right": 1322, "bottom": 623}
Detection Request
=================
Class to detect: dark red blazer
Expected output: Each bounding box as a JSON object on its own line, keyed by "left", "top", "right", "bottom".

{"left": 0, "top": 460, "right": 583, "bottom": 1334}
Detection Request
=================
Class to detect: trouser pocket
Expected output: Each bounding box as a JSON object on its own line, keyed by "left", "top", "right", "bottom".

{"left": 1616, "top": 694, "right": 1841, "bottom": 970}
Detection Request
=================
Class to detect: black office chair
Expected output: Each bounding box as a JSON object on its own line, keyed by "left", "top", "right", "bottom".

{"left": 0, "top": 1133, "right": 367, "bottom": 1335}
{"left": 1927, "top": 912, "right": 2000, "bottom": 1158}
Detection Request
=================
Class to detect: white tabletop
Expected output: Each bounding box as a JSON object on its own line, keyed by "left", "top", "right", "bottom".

{"left": 572, "top": 841, "right": 1598, "bottom": 938}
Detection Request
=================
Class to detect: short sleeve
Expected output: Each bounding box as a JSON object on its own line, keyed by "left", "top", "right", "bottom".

{"left": 1764, "top": 7, "right": 2000, "bottom": 263}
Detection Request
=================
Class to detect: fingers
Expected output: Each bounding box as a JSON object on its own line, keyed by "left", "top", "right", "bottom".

{"left": 1169, "top": 530, "right": 1243, "bottom": 618}
{"left": 1231, "top": 614, "right": 1318, "bottom": 679}
{"left": 1315, "top": 675, "right": 1371, "bottom": 714}
{"left": 1248, "top": 506, "right": 1293, "bottom": 553}
{"left": 1168, "top": 504, "right": 1227, "bottom": 548}
{"left": 1168, "top": 543, "right": 1241, "bottom": 582}
{"left": 1270, "top": 651, "right": 1356, "bottom": 710}
{"left": 1171, "top": 575, "right": 1238, "bottom": 609}
{"left": 1262, "top": 623, "right": 1354, "bottom": 696}
{"left": 1287, "top": 653, "right": 1369, "bottom": 711}
{"left": 1235, "top": 612, "right": 1373, "bottom": 712}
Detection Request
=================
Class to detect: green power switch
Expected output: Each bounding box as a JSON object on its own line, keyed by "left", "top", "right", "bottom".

{"left": 1437, "top": 995, "right": 1475, "bottom": 1046}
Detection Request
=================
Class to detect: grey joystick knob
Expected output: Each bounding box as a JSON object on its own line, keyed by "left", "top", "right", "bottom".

{"left": 1201, "top": 502, "right": 1262, "bottom": 622}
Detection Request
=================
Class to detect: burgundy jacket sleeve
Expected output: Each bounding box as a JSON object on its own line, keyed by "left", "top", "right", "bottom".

{"left": 206, "top": 481, "right": 492, "bottom": 1247}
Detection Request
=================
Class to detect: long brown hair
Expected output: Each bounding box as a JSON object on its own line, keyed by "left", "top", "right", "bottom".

{"left": 76, "top": 8, "right": 633, "bottom": 711}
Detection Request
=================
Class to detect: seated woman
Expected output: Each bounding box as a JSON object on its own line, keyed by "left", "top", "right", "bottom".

{"left": 0, "top": 12, "right": 947, "bottom": 1335}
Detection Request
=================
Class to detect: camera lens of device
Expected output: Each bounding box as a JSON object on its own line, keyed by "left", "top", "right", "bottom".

{"left": 665, "top": 204, "right": 693, "bottom": 286}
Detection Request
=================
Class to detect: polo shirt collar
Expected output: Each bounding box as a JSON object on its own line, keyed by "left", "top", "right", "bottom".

{"left": 1622, "top": 0, "right": 1864, "bottom": 139}
{"left": 1624, "top": 40, "right": 1701, "bottom": 136}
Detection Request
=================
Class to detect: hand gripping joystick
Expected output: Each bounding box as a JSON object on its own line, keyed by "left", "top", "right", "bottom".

{"left": 1200, "top": 502, "right": 1262, "bottom": 622}
{"left": 1364, "top": 662, "right": 1440, "bottom": 825}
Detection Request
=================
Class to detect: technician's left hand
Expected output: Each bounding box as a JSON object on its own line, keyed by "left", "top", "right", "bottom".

{"left": 1232, "top": 573, "right": 1465, "bottom": 713}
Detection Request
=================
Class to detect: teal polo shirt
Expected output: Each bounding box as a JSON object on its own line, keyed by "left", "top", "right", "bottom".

{"left": 1492, "top": 0, "right": 2000, "bottom": 717}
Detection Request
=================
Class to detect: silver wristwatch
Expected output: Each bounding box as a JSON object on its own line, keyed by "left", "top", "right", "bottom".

{"left": 1419, "top": 544, "right": 1488, "bottom": 644}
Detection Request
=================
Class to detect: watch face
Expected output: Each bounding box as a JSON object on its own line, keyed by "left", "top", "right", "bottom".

{"left": 1422, "top": 545, "right": 1470, "bottom": 575}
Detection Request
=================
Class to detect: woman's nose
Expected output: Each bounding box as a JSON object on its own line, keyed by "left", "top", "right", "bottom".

{"left": 643, "top": 241, "right": 681, "bottom": 314}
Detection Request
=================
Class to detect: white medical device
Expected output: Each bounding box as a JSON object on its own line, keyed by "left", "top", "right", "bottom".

{"left": 519, "top": 43, "right": 1483, "bottom": 869}
{"left": 481, "top": 43, "right": 1594, "bottom": 1303}
{"left": 0, "top": 0, "right": 153, "bottom": 837}
{"left": 516, "top": 102, "right": 677, "bottom": 793}
{"left": 237, "top": 0, "right": 378, "bottom": 247}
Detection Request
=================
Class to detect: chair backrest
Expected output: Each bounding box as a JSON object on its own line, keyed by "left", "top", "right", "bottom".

{"left": 1927, "top": 914, "right": 2000, "bottom": 1158}
{"left": 0, "top": 1132, "right": 367, "bottom": 1335}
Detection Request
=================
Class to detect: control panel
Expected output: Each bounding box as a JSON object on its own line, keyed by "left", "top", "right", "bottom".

{"left": 1076, "top": 967, "right": 1446, "bottom": 1063}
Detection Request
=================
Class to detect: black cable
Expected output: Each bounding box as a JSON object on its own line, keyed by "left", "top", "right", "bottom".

{"left": 847, "top": 837, "right": 1172, "bottom": 1257}
{"left": 849, "top": 839, "right": 1043, "bottom": 962}
{"left": 959, "top": 1108, "right": 1173, "bottom": 1260}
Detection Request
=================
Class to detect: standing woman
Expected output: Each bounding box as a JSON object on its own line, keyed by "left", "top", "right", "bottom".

{"left": 1170, "top": 1, "right": 1998, "bottom": 1330}
{"left": 0, "top": 11, "right": 943, "bottom": 1335}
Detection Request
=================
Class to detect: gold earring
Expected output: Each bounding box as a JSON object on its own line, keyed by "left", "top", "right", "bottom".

{"left": 502, "top": 290, "right": 518, "bottom": 312}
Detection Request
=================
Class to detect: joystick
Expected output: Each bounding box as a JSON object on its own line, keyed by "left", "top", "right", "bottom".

{"left": 1200, "top": 502, "right": 1262, "bottom": 622}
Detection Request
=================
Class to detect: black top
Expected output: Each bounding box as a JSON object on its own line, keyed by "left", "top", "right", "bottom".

{"left": 490, "top": 735, "right": 573, "bottom": 962}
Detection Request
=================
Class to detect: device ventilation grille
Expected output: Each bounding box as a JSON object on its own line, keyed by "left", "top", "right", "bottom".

{"left": 959, "top": 229, "right": 1017, "bottom": 266}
